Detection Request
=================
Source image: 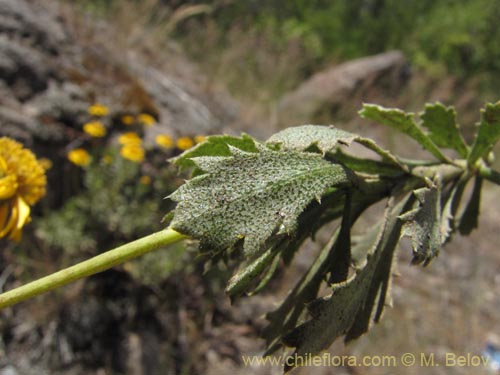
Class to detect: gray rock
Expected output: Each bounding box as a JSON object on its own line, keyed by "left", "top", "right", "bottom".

{"left": 277, "top": 51, "right": 409, "bottom": 126}
{"left": 0, "top": 0, "right": 68, "bottom": 52}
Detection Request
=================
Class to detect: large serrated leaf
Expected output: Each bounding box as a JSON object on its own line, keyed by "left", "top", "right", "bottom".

{"left": 266, "top": 124, "right": 405, "bottom": 169}
{"left": 360, "top": 104, "right": 450, "bottom": 163}
{"left": 281, "top": 196, "right": 412, "bottom": 372}
{"left": 420, "top": 103, "right": 468, "bottom": 158}
{"left": 169, "top": 143, "right": 352, "bottom": 256}
{"left": 468, "top": 102, "right": 500, "bottom": 165}
{"left": 399, "top": 180, "right": 442, "bottom": 266}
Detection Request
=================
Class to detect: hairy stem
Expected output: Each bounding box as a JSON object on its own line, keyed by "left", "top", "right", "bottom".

{"left": 0, "top": 228, "right": 187, "bottom": 309}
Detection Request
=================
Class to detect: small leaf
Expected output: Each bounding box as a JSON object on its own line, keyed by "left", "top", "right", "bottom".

{"left": 458, "top": 177, "right": 482, "bottom": 235}
{"left": 468, "top": 102, "right": 500, "bottom": 165}
{"left": 170, "top": 134, "right": 258, "bottom": 171}
{"left": 420, "top": 103, "right": 468, "bottom": 158}
{"left": 225, "top": 246, "right": 280, "bottom": 298}
{"left": 399, "top": 180, "right": 442, "bottom": 265}
{"left": 360, "top": 104, "right": 450, "bottom": 163}
{"left": 440, "top": 179, "right": 467, "bottom": 244}
{"left": 249, "top": 254, "right": 281, "bottom": 295}
{"left": 169, "top": 143, "right": 352, "bottom": 256}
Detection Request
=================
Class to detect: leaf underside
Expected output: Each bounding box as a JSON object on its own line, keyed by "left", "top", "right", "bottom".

{"left": 399, "top": 180, "right": 442, "bottom": 266}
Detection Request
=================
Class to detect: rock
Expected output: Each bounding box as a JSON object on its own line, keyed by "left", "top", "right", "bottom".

{"left": 0, "top": 0, "right": 68, "bottom": 52}
{"left": 0, "top": 35, "right": 51, "bottom": 100}
{"left": 277, "top": 51, "right": 410, "bottom": 126}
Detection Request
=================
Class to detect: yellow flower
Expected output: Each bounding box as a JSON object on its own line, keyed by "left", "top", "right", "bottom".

{"left": 67, "top": 148, "right": 91, "bottom": 167}
{"left": 176, "top": 136, "right": 194, "bottom": 150}
{"left": 137, "top": 113, "right": 156, "bottom": 126}
{"left": 0, "top": 137, "right": 47, "bottom": 242}
{"left": 83, "top": 121, "right": 107, "bottom": 138}
{"left": 155, "top": 134, "right": 174, "bottom": 149}
{"left": 88, "top": 103, "right": 109, "bottom": 117}
{"left": 120, "top": 144, "right": 145, "bottom": 162}
{"left": 194, "top": 135, "right": 207, "bottom": 144}
{"left": 118, "top": 132, "right": 142, "bottom": 145}
{"left": 139, "top": 175, "right": 152, "bottom": 185}
{"left": 121, "top": 115, "right": 136, "bottom": 125}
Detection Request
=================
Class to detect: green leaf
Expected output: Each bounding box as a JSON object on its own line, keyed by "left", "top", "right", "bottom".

{"left": 266, "top": 124, "right": 405, "bottom": 169}
{"left": 169, "top": 143, "right": 352, "bottom": 256}
{"left": 440, "top": 181, "right": 465, "bottom": 244}
{"left": 360, "top": 104, "right": 450, "bottom": 163}
{"left": 331, "top": 149, "right": 405, "bottom": 177}
{"left": 170, "top": 134, "right": 258, "bottom": 171}
{"left": 282, "top": 196, "right": 412, "bottom": 372}
{"left": 225, "top": 246, "right": 280, "bottom": 298}
{"left": 420, "top": 103, "right": 468, "bottom": 158}
{"left": 399, "top": 180, "right": 442, "bottom": 266}
{"left": 468, "top": 102, "right": 500, "bottom": 165}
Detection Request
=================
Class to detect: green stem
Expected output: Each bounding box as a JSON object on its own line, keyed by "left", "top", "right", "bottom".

{"left": 0, "top": 228, "right": 187, "bottom": 309}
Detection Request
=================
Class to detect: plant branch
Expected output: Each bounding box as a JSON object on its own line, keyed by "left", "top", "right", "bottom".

{"left": 0, "top": 228, "right": 187, "bottom": 309}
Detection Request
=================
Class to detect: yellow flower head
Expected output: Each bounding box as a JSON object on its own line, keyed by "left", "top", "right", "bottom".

{"left": 155, "top": 134, "right": 174, "bottom": 149}
{"left": 88, "top": 103, "right": 109, "bottom": 117}
{"left": 0, "top": 137, "right": 47, "bottom": 242}
{"left": 118, "top": 132, "right": 142, "bottom": 145}
{"left": 137, "top": 113, "right": 156, "bottom": 126}
{"left": 194, "top": 135, "right": 207, "bottom": 144}
{"left": 120, "top": 144, "right": 145, "bottom": 163}
{"left": 67, "top": 148, "right": 91, "bottom": 167}
{"left": 121, "top": 115, "right": 136, "bottom": 125}
{"left": 139, "top": 175, "right": 152, "bottom": 185}
{"left": 83, "top": 121, "right": 107, "bottom": 138}
{"left": 176, "top": 136, "right": 194, "bottom": 150}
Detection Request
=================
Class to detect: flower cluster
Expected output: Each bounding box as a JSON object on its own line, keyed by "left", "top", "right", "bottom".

{"left": 67, "top": 103, "right": 207, "bottom": 167}
{"left": 0, "top": 137, "right": 47, "bottom": 242}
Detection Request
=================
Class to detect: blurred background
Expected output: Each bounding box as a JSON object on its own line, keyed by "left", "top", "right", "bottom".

{"left": 0, "top": 0, "right": 499, "bottom": 374}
